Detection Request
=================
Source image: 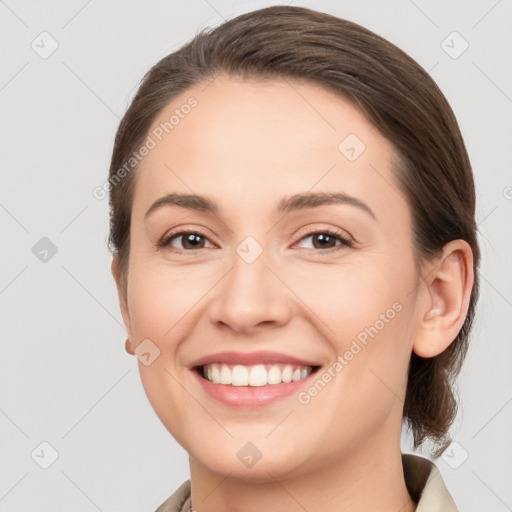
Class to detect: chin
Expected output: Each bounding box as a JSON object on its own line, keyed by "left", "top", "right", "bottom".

{"left": 191, "top": 441, "right": 309, "bottom": 482}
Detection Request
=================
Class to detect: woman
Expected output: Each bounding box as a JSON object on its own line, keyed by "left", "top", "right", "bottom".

{"left": 108, "top": 6, "right": 479, "bottom": 511}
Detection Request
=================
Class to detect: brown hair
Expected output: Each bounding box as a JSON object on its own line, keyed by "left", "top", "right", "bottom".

{"left": 108, "top": 5, "right": 479, "bottom": 457}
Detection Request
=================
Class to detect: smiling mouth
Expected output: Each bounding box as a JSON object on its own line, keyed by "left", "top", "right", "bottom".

{"left": 195, "top": 363, "right": 320, "bottom": 387}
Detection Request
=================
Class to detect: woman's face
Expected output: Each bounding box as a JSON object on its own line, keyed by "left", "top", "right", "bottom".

{"left": 118, "top": 74, "right": 424, "bottom": 479}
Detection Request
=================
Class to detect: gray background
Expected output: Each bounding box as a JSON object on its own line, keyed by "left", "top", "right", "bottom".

{"left": 1, "top": 0, "right": 511, "bottom": 510}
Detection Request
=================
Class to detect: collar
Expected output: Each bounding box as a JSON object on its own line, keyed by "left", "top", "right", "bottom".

{"left": 402, "top": 453, "right": 458, "bottom": 511}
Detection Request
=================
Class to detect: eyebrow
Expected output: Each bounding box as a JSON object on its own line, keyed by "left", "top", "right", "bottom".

{"left": 144, "top": 191, "right": 377, "bottom": 221}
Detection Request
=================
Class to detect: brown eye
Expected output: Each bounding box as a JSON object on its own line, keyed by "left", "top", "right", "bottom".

{"left": 160, "top": 231, "right": 214, "bottom": 251}
{"left": 296, "top": 230, "right": 353, "bottom": 251}
{"left": 311, "top": 233, "right": 337, "bottom": 249}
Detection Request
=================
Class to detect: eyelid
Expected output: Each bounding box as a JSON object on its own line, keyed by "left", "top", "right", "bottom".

{"left": 158, "top": 225, "right": 218, "bottom": 250}
{"left": 293, "top": 224, "right": 353, "bottom": 244}
{"left": 158, "top": 224, "right": 354, "bottom": 252}
{"left": 291, "top": 228, "right": 354, "bottom": 253}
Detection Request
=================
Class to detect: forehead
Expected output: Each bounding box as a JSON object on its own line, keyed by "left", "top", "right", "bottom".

{"left": 132, "top": 74, "right": 407, "bottom": 225}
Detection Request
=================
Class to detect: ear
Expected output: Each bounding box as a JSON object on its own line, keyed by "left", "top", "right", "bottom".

{"left": 413, "top": 239, "right": 474, "bottom": 358}
{"left": 111, "top": 255, "right": 134, "bottom": 355}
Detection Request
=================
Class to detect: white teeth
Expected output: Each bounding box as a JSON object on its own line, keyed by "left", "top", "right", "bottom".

{"left": 231, "top": 365, "right": 249, "bottom": 386}
{"left": 267, "top": 365, "right": 281, "bottom": 385}
{"left": 211, "top": 365, "right": 220, "bottom": 384}
{"left": 249, "top": 365, "right": 267, "bottom": 386}
{"left": 281, "top": 366, "right": 293, "bottom": 383}
{"left": 220, "top": 364, "right": 232, "bottom": 385}
{"left": 202, "top": 363, "right": 313, "bottom": 386}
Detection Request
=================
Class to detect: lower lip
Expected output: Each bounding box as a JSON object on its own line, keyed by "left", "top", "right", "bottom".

{"left": 192, "top": 368, "right": 317, "bottom": 408}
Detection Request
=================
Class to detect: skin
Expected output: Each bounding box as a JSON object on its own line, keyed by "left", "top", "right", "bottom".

{"left": 112, "top": 74, "right": 474, "bottom": 512}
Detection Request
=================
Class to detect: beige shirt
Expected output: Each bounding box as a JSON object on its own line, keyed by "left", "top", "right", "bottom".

{"left": 155, "top": 453, "right": 458, "bottom": 512}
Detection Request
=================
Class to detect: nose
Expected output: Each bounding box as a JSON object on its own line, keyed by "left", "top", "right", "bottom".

{"left": 208, "top": 245, "right": 293, "bottom": 335}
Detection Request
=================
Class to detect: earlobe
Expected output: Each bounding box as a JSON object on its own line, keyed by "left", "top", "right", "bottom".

{"left": 413, "top": 240, "right": 474, "bottom": 358}
{"left": 125, "top": 338, "right": 135, "bottom": 355}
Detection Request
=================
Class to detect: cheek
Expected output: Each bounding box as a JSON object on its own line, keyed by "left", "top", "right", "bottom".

{"left": 126, "top": 261, "right": 209, "bottom": 344}
{"left": 293, "top": 257, "right": 417, "bottom": 399}
{"left": 124, "top": 260, "right": 208, "bottom": 439}
{"left": 288, "top": 258, "right": 413, "bottom": 343}
{"left": 295, "top": 262, "right": 415, "bottom": 435}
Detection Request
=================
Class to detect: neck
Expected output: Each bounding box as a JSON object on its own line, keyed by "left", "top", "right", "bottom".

{"left": 188, "top": 430, "right": 416, "bottom": 512}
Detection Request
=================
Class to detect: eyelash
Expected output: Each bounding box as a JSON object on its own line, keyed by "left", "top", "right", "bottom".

{"left": 158, "top": 227, "right": 354, "bottom": 254}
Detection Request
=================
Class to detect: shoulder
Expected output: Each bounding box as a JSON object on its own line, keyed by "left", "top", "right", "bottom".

{"left": 154, "top": 480, "right": 191, "bottom": 512}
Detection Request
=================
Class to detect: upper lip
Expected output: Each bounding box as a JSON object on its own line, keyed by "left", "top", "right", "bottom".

{"left": 189, "top": 350, "right": 321, "bottom": 368}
